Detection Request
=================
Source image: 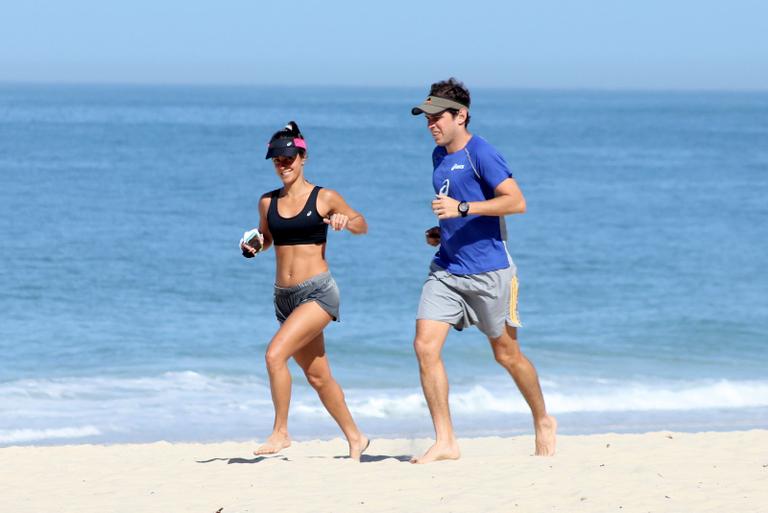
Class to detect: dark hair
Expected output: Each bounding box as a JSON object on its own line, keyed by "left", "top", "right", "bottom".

{"left": 269, "top": 121, "right": 306, "bottom": 157}
{"left": 429, "top": 77, "right": 471, "bottom": 127}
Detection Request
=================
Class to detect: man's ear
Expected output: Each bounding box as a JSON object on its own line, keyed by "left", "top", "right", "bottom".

{"left": 457, "top": 108, "right": 468, "bottom": 126}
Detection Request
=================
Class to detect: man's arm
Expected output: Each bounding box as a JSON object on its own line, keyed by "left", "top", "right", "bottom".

{"left": 431, "top": 178, "right": 526, "bottom": 219}
{"left": 466, "top": 178, "right": 526, "bottom": 216}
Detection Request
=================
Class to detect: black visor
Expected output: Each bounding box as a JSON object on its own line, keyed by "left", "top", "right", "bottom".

{"left": 265, "top": 138, "right": 305, "bottom": 159}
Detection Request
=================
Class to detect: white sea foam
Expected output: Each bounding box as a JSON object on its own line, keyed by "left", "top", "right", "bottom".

{"left": 543, "top": 379, "right": 768, "bottom": 414}
{"left": 0, "top": 426, "right": 101, "bottom": 444}
{"left": 2, "top": 371, "right": 266, "bottom": 400}
{"left": 4, "top": 374, "right": 768, "bottom": 417}
{"left": 2, "top": 373, "right": 767, "bottom": 445}
{"left": 343, "top": 379, "right": 768, "bottom": 418}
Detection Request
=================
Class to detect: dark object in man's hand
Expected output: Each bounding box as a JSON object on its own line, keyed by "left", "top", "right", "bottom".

{"left": 425, "top": 226, "right": 440, "bottom": 246}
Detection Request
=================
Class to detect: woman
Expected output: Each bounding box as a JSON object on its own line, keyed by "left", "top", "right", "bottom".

{"left": 240, "top": 121, "right": 369, "bottom": 460}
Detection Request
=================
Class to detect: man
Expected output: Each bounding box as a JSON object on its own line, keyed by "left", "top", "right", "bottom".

{"left": 409, "top": 78, "right": 556, "bottom": 464}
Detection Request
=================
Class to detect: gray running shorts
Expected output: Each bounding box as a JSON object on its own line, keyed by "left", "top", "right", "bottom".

{"left": 274, "top": 271, "right": 340, "bottom": 323}
{"left": 417, "top": 262, "right": 522, "bottom": 338}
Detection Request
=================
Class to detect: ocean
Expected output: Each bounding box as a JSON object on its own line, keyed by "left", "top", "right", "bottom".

{"left": 1, "top": 84, "right": 766, "bottom": 446}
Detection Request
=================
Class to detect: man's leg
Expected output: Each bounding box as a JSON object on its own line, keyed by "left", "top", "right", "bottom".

{"left": 411, "top": 319, "right": 460, "bottom": 464}
{"left": 489, "top": 324, "right": 557, "bottom": 456}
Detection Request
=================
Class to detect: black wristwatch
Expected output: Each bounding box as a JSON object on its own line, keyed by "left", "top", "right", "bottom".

{"left": 458, "top": 201, "right": 470, "bottom": 217}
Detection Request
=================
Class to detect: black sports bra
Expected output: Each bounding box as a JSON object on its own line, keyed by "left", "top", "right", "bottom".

{"left": 267, "top": 186, "right": 328, "bottom": 246}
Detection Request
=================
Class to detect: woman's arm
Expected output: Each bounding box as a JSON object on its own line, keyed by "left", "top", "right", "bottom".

{"left": 241, "top": 193, "right": 274, "bottom": 257}
{"left": 319, "top": 189, "right": 368, "bottom": 234}
{"left": 257, "top": 194, "right": 275, "bottom": 249}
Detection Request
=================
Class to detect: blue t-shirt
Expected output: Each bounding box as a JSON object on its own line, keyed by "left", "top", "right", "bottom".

{"left": 432, "top": 135, "right": 515, "bottom": 275}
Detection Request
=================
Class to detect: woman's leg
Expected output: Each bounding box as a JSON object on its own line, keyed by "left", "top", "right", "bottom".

{"left": 255, "top": 301, "right": 332, "bottom": 455}
{"left": 293, "top": 330, "right": 369, "bottom": 460}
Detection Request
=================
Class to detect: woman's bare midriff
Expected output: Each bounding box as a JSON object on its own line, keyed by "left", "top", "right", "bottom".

{"left": 273, "top": 243, "right": 329, "bottom": 287}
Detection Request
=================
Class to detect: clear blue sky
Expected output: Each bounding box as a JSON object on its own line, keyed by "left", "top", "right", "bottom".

{"left": 2, "top": 0, "right": 766, "bottom": 89}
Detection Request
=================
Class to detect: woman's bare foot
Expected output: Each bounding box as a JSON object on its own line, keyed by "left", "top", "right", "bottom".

{"left": 410, "top": 439, "right": 460, "bottom": 464}
{"left": 349, "top": 435, "right": 370, "bottom": 461}
{"left": 254, "top": 431, "right": 291, "bottom": 456}
{"left": 535, "top": 415, "right": 557, "bottom": 456}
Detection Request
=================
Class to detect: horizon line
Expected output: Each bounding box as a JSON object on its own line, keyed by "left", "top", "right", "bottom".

{"left": 1, "top": 80, "right": 767, "bottom": 94}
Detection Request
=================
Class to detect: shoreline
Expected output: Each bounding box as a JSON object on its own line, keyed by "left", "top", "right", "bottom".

{"left": 4, "top": 429, "right": 766, "bottom": 512}
{"left": 3, "top": 421, "right": 768, "bottom": 449}
{"left": 5, "top": 406, "right": 768, "bottom": 448}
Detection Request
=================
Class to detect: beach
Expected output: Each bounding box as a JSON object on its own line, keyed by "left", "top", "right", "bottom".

{"left": 3, "top": 0, "right": 767, "bottom": 507}
{"left": 3, "top": 430, "right": 766, "bottom": 513}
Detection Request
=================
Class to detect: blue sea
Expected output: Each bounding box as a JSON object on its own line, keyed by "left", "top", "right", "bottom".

{"left": 1, "top": 84, "right": 766, "bottom": 446}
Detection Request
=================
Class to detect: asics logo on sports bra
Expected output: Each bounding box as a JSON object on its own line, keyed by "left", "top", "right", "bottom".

{"left": 306, "top": 211, "right": 312, "bottom": 216}
{"left": 450, "top": 163, "right": 465, "bottom": 171}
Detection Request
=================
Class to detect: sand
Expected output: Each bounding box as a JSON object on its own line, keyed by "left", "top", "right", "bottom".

{"left": 2, "top": 430, "right": 766, "bottom": 513}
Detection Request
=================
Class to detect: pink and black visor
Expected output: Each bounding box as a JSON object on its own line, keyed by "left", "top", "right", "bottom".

{"left": 265, "top": 137, "right": 307, "bottom": 159}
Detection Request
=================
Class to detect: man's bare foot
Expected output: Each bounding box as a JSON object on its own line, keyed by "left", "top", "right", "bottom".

{"left": 254, "top": 431, "right": 291, "bottom": 456}
{"left": 534, "top": 415, "right": 557, "bottom": 456}
{"left": 410, "top": 439, "right": 460, "bottom": 464}
{"left": 349, "top": 435, "right": 370, "bottom": 461}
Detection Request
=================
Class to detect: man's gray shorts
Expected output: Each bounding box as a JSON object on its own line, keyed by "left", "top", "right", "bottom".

{"left": 274, "top": 271, "right": 340, "bottom": 323}
{"left": 417, "top": 262, "right": 522, "bottom": 338}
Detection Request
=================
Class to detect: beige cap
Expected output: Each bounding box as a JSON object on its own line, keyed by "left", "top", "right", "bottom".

{"left": 411, "top": 95, "right": 469, "bottom": 115}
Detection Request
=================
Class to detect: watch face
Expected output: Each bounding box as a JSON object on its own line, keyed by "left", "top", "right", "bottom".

{"left": 459, "top": 202, "right": 469, "bottom": 213}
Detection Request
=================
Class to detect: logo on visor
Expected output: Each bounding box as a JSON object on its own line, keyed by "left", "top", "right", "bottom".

{"left": 286, "top": 142, "right": 293, "bottom": 146}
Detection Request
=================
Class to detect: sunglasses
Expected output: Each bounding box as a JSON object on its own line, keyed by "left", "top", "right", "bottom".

{"left": 424, "top": 109, "right": 460, "bottom": 124}
{"left": 272, "top": 155, "right": 299, "bottom": 167}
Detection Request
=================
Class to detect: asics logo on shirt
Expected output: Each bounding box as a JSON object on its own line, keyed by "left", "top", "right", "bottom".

{"left": 450, "top": 163, "right": 465, "bottom": 171}
{"left": 306, "top": 211, "right": 312, "bottom": 216}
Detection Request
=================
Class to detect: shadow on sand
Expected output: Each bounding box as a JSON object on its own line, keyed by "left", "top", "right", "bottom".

{"left": 196, "top": 453, "right": 412, "bottom": 464}
{"left": 336, "top": 454, "right": 412, "bottom": 463}
{"left": 196, "top": 456, "right": 289, "bottom": 464}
